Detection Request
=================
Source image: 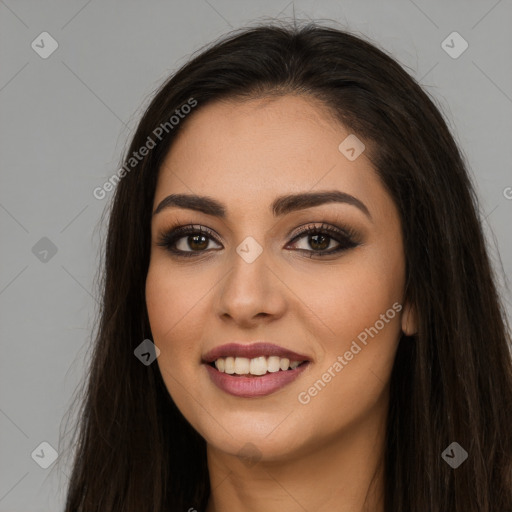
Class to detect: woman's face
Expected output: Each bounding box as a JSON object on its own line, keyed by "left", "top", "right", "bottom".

{"left": 146, "top": 94, "right": 413, "bottom": 462}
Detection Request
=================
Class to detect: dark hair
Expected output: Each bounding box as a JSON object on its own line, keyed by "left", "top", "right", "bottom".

{"left": 60, "top": 20, "right": 512, "bottom": 511}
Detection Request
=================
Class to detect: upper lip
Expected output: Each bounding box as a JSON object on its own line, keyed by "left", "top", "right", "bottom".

{"left": 202, "top": 342, "right": 311, "bottom": 364}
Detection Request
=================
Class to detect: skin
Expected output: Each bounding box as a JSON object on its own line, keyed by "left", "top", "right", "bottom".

{"left": 145, "top": 94, "right": 417, "bottom": 512}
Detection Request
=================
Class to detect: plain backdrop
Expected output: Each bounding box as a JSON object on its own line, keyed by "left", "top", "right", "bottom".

{"left": 0, "top": 1, "right": 511, "bottom": 510}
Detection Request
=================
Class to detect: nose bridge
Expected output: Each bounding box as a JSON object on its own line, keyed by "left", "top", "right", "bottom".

{"left": 224, "top": 236, "right": 268, "bottom": 299}
{"left": 216, "top": 233, "right": 283, "bottom": 323}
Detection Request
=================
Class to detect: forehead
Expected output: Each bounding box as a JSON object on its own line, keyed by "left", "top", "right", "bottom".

{"left": 153, "top": 95, "right": 388, "bottom": 220}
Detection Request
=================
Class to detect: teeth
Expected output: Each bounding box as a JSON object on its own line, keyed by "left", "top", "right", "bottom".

{"left": 216, "top": 357, "right": 225, "bottom": 372}
{"left": 213, "top": 356, "right": 305, "bottom": 375}
{"left": 224, "top": 356, "right": 235, "bottom": 374}
{"left": 267, "top": 356, "right": 281, "bottom": 373}
{"left": 234, "top": 357, "right": 250, "bottom": 374}
{"left": 250, "top": 356, "right": 267, "bottom": 375}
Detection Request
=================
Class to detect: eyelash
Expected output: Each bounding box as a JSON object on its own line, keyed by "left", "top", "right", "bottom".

{"left": 156, "top": 222, "right": 360, "bottom": 259}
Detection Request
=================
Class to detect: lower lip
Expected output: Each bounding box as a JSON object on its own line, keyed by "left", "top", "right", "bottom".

{"left": 204, "top": 362, "right": 310, "bottom": 398}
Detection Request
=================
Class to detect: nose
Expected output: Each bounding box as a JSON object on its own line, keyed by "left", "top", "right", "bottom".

{"left": 214, "top": 245, "right": 287, "bottom": 328}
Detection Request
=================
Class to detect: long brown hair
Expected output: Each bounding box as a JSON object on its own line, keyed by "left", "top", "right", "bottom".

{"left": 59, "top": 20, "right": 512, "bottom": 511}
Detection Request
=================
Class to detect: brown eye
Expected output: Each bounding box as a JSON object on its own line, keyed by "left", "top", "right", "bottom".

{"left": 287, "top": 223, "right": 360, "bottom": 257}
{"left": 295, "top": 232, "right": 333, "bottom": 251}
{"left": 156, "top": 225, "right": 222, "bottom": 258}
{"left": 176, "top": 233, "right": 210, "bottom": 252}
{"left": 157, "top": 222, "right": 360, "bottom": 259}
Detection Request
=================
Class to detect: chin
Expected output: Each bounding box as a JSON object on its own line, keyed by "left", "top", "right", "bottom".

{"left": 207, "top": 431, "right": 303, "bottom": 463}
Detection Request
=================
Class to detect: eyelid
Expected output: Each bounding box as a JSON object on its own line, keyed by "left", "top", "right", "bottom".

{"left": 157, "top": 224, "right": 220, "bottom": 246}
{"left": 156, "top": 220, "right": 361, "bottom": 258}
{"left": 288, "top": 221, "right": 360, "bottom": 244}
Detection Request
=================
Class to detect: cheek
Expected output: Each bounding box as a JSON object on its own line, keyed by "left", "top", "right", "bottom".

{"left": 295, "top": 246, "right": 404, "bottom": 412}
{"left": 145, "top": 259, "right": 211, "bottom": 339}
{"left": 145, "top": 261, "right": 207, "bottom": 372}
{"left": 303, "top": 246, "right": 404, "bottom": 350}
{"left": 145, "top": 261, "right": 210, "bottom": 422}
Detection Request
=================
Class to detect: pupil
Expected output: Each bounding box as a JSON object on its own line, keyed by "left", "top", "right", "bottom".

{"left": 190, "top": 234, "right": 208, "bottom": 250}
{"left": 310, "top": 234, "right": 329, "bottom": 250}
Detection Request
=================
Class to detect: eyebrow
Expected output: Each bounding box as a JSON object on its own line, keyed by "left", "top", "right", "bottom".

{"left": 152, "top": 190, "right": 372, "bottom": 220}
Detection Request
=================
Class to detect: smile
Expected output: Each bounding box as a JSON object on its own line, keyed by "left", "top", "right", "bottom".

{"left": 211, "top": 355, "right": 306, "bottom": 376}
{"left": 202, "top": 341, "right": 312, "bottom": 397}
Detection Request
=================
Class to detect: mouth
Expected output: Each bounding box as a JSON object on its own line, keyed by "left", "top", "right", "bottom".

{"left": 202, "top": 342, "right": 312, "bottom": 397}
{"left": 207, "top": 356, "right": 308, "bottom": 376}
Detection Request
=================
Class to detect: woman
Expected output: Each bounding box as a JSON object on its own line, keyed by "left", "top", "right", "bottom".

{"left": 61, "top": 20, "right": 512, "bottom": 511}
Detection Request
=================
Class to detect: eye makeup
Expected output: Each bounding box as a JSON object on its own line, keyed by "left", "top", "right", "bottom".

{"left": 155, "top": 220, "right": 362, "bottom": 259}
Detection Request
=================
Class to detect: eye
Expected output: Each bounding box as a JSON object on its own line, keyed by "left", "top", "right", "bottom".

{"left": 286, "top": 223, "right": 359, "bottom": 257}
{"left": 156, "top": 224, "right": 221, "bottom": 258}
{"left": 156, "top": 222, "right": 360, "bottom": 258}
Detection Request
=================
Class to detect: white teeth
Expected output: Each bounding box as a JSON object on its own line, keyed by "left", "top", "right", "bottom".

{"left": 249, "top": 356, "right": 267, "bottom": 375}
{"left": 212, "top": 356, "right": 305, "bottom": 375}
{"left": 215, "top": 358, "right": 225, "bottom": 372}
{"left": 224, "top": 356, "right": 235, "bottom": 374}
{"left": 267, "top": 356, "right": 281, "bottom": 373}
{"left": 234, "top": 357, "right": 250, "bottom": 374}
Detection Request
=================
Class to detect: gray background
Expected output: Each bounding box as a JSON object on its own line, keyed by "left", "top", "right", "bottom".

{"left": 1, "top": 0, "right": 511, "bottom": 510}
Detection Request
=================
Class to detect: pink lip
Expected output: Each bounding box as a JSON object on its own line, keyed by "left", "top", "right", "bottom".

{"left": 204, "top": 361, "right": 311, "bottom": 398}
{"left": 201, "top": 342, "right": 310, "bottom": 364}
